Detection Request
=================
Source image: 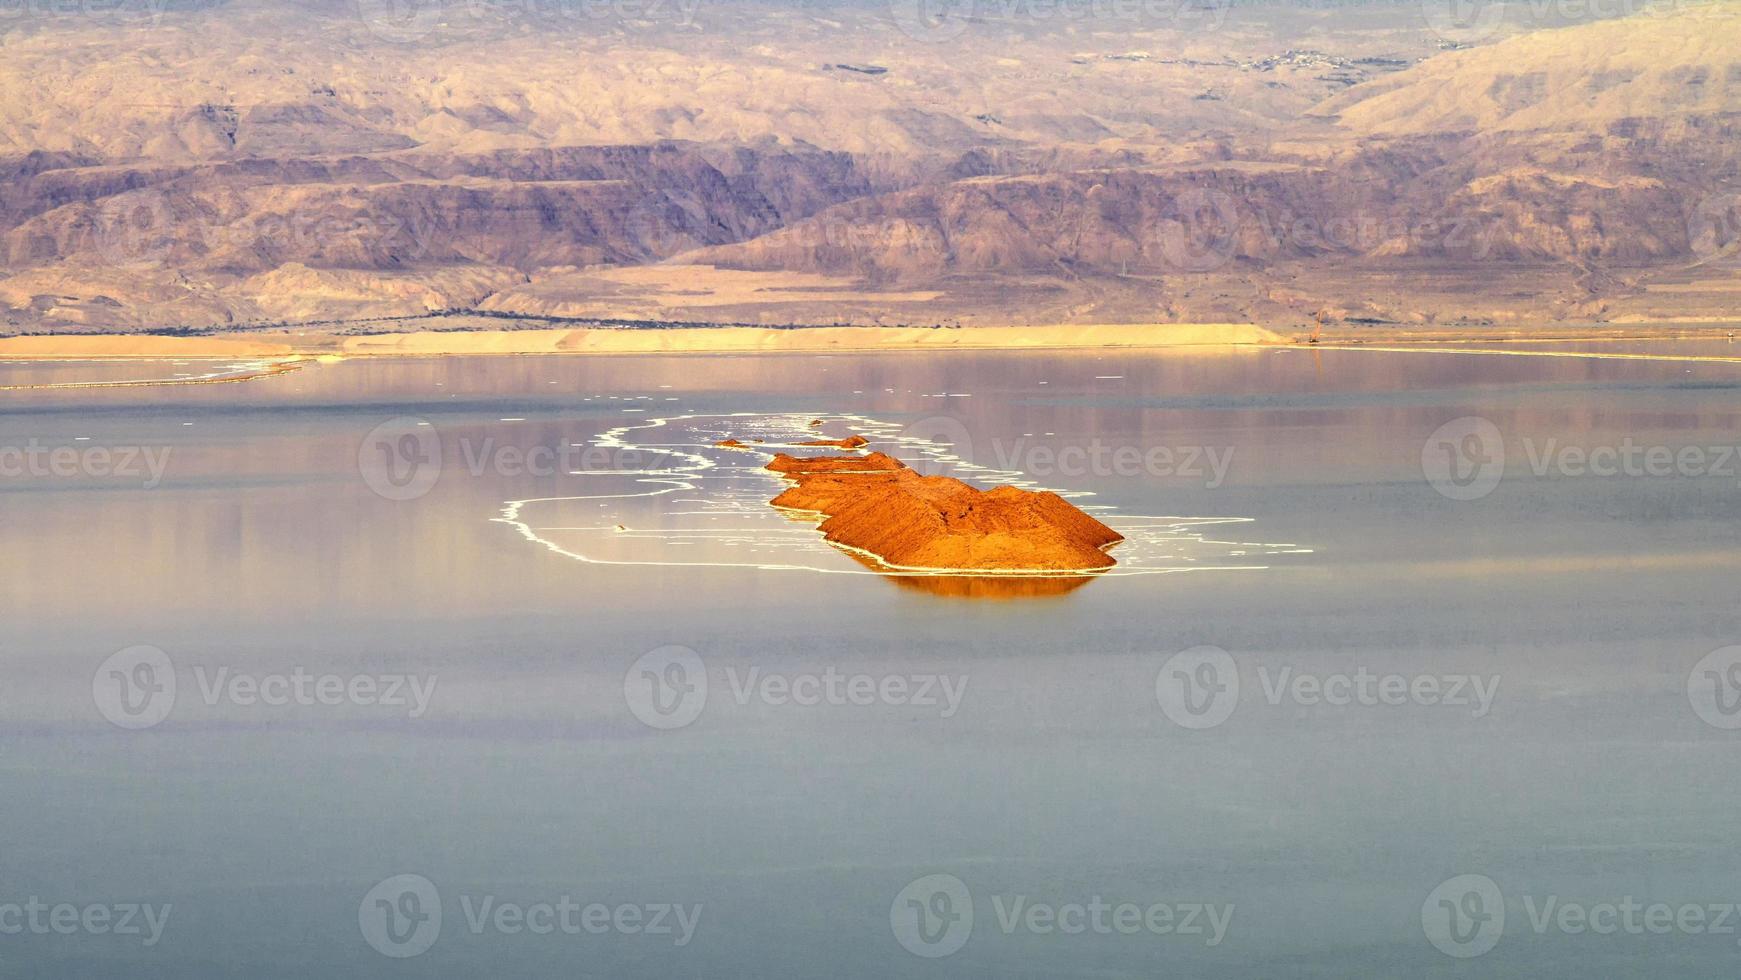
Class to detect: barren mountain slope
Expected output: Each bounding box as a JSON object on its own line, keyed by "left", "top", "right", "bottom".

{"left": 0, "top": 1, "right": 1433, "bottom": 162}
{"left": 1315, "top": 3, "right": 1741, "bottom": 136}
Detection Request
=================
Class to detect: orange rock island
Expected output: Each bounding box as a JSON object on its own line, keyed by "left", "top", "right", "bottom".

{"left": 763, "top": 445, "right": 1124, "bottom": 573}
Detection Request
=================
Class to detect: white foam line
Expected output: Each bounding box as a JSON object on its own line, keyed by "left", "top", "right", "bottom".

{"left": 493, "top": 411, "right": 1310, "bottom": 579}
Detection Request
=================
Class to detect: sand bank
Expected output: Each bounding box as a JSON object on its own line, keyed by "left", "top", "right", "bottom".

{"left": 0, "top": 335, "right": 296, "bottom": 359}
{"left": 331, "top": 323, "right": 1281, "bottom": 356}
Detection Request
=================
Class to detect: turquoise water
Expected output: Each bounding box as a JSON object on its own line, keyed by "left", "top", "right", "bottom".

{"left": 3, "top": 347, "right": 1740, "bottom": 977}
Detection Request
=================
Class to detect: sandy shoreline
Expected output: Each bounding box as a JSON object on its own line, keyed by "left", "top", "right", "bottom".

{"left": 0, "top": 323, "right": 1280, "bottom": 361}
{"left": 2, "top": 320, "right": 1736, "bottom": 366}
{"left": 0, "top": 335, "right": 299, "bottom": 360}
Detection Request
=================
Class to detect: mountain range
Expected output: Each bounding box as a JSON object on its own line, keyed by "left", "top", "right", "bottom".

{"left": 2, "top": 0, "right": 1737, "bottom": 333}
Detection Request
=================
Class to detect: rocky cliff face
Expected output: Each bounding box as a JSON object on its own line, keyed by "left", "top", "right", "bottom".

{"left": 690, "top": 142, "right": 1727, "bottom": 279}
{"left": 0, "top": 142, "right": 877, "bottom": 327}
{"left": 1, "top": 143, "right": 872, "bottom": 272}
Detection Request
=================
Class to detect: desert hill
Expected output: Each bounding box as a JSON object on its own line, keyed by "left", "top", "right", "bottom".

{"left": 1315, "top": 4, "right": 1741, "bottom": 137}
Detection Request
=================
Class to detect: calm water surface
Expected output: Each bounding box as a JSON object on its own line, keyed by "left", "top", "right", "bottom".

{"left": 4, "top": 347, "right": 1740, "bottom": 977}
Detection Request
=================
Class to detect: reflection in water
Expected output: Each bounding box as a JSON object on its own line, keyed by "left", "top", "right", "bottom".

{"left": 0, "top": 357, "right": 298, "bottom": 390}
{"left": 841, "top": 549, "right": 1103, "bottom": 598}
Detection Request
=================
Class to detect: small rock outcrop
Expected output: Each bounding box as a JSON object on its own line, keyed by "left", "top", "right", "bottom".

{"left": 766, "top": 447, "right": 1122, "bottom": 572}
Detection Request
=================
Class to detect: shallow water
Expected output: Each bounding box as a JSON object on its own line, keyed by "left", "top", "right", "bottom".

{"left": 0, "top": 357, "right": 278, "bottom": 389}
{"left": 4, "top": 347, "right": 1741, "bottom": 977}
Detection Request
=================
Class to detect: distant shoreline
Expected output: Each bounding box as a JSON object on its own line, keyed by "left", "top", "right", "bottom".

{"left": 0, "top": 323, "right": 1282, "bottom": 361}
{"left": 2, "top": 320, "right": 1737, "bottom": 369}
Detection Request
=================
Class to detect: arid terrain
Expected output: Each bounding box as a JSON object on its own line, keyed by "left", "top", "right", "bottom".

{"left": 2, "top": 0, "right": 1738, "bottom": 335}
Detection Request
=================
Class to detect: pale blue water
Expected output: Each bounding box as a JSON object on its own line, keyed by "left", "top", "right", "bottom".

{"left": 3, "top": 347, "right": 1740, "bottom": 977}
